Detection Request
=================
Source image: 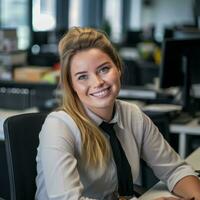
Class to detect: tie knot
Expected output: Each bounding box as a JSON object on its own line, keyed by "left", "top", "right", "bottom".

{"left": 99, "top": 121, "right": 116, "bottom": 136}
{"left": 100, "top": 121, "right": 114, "bottom": 130}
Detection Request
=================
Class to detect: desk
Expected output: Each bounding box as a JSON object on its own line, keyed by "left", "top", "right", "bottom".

{"left": 0, "top": 108, "right": 38, "bottom": 140}
{"left": 170, "top": 118, "right": 200, "bottom": 158}
{"left": 142, "top": 103, "right": 200, "bottom": 158}
{"left": 138, "top": 147, "right": 200, "bottom": 200}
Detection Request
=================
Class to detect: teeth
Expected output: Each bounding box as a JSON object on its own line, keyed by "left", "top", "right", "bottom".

{"left": 92, "top": 89, "right": 109, "bottom": 97}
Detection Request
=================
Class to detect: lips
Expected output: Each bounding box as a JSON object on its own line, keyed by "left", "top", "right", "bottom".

{"left": 90, "top": 87, "right": 111, "bottom": 97}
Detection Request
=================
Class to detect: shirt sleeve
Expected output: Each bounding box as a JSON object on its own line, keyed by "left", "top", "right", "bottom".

{"left": 140, "top": 112, "right": 197, "bottom": 192}
{"left": 39, "top": 115, "right": 96, "bottom": 200}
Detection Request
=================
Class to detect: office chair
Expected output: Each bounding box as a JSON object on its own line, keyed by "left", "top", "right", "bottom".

{"left": 122, "top": 59, "right": 141, "bottom": 86}
{"left": 144, "top": 111, "right": 170, "bottom": 141}
{"left": 0, "top": 141, "right": 10, "bottom": 200}
{"left": 141, "top": 111, "right": 170, "bottom": 189}
{"left": 3, "top": 112, "right": 47, "bottom": 200}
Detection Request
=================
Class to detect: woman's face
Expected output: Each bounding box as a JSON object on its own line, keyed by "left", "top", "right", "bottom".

{"left": 70, "top": 48, "right": 121, "bottom": 119}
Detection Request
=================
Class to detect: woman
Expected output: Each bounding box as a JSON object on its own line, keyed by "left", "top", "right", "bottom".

{"left": 35, "top": 27, "right": 200, "bottom": 200}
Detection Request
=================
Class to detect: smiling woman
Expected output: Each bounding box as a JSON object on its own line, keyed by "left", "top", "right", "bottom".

{"left": 70, "top": 48, "right": 121, "bottom": 121}
{"left": 35, "top": 27, "right": 200, "bottom": 200}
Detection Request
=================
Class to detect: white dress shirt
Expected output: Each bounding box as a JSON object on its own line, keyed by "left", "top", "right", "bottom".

{"left": 35, "top": 100, "right": 196, "bottom": 200}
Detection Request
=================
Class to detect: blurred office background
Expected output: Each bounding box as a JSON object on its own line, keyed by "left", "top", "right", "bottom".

{"left": 1, "top": 0, "right": 200, "bottom": 199}
{"left": 1, "top": 0, "right": 200, "bottom": 88}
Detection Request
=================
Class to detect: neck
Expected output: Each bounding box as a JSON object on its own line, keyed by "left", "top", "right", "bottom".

{"left": 99, "top": 108, "right": 114, "bottom": 122}
{"left": 97, "top": 103, "right": 116, "bottom": 122}
{"left": 86, "top": 104, "right": 115, "bottom": 122}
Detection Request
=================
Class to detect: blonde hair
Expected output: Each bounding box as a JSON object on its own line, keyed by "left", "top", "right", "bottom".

{"left": 58, "top": 27, "right": 122, "bottom": 167}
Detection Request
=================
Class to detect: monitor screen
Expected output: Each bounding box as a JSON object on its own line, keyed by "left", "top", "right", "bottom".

{"left": 159, "top": 37, "right": 200, "bottom": 112}
{"left": 32, "top": 31, "right": 49, "bottom": 45}
{"left": 124, "top": 30, "right": 143, "bottom": 47}
{"left": 160, "top": 37, "right": 200, "bottom": 89}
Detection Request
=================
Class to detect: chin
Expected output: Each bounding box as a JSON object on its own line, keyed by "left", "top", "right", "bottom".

{"left": 93, "top": 99, "right": 115, "bottom": 108}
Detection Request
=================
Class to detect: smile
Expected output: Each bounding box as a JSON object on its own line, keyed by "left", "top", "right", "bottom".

{"left": 90, "top": 87, "right": 111, "bottom": 97}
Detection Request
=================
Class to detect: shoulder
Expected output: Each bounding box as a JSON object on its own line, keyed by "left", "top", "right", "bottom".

{"left": 115, "top": 99, "right": 143, "bottom": 120}
{"left": 116, "top": 100, "right": 159, "bottom": 132}
{"left": 115, "top": 100, "right": 148, "bottom": 149}
{"left": 47, "top": 110, "right": 79, "bottom": 131}
{"left": 38, "top": 111, "right": 82, "bottom": 161}
{"left": 115, "top": 99, "right": 146, "bottom": 132}
{"left": 41, "top": 110, "right": 81, "bottom": 143}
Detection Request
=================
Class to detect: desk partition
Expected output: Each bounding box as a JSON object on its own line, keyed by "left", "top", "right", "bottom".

{"left": 170, "top": 118, "right": 200, "bottom": 158}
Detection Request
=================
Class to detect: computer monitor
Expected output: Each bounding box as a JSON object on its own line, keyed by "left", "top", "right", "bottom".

{"left": 159, "top": 37, "right": 200, "bottom": 113}
{"left": 32, "top": 31, "right": 49, "bottom": 46}
{"left": 124, "top": 30, "right": 143, "bottom": 47}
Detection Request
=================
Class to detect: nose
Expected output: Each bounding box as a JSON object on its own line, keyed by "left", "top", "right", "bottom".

{"left": 91, "top": 74, "right": 104, "bottom": 87}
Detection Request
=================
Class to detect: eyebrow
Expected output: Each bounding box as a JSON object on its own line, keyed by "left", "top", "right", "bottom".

{"left": 74, "top": 61, "right": 111, "bottom": 77}
{"left": 96, "top": 61, "right": 110, "bottom": 70}
{"left": 74, "top": 71, "right": 87, "bottom": 77}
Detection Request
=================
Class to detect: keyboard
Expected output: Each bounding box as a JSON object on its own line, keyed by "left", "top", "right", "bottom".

{"left": 171, "top": 112, "right": 194, "bottom": 124}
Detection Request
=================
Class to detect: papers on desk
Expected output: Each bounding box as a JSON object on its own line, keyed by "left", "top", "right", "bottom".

{"left": 119, "top": 86, "right": 158, "bottom": 100}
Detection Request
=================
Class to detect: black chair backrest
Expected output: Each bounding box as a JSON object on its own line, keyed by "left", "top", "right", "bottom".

{"left": 3, "top": 112, "right": 47, "bottom": 200}
{"left": 143, "top": 111, "right": 170, "bottom": 142}
{"left": 121, "top": 59, "right": 141, "bottom": 86}
{"left": 141, "top": 111, "right": 170, "bottom": 189}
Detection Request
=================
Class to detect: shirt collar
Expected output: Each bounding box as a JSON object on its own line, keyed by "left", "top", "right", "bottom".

{"left": 83, "top": 100, "right": 124, "bottom": 129}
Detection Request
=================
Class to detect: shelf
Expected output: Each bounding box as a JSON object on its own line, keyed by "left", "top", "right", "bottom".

{"left": 0, "top": 80, "right": 57, "bottom": 89}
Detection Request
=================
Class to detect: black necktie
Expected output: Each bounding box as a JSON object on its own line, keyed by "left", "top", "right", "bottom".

{"left": 99, "top": 121, "right": 134, "bottom": 197}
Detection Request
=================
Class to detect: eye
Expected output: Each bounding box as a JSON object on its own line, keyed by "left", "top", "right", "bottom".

{"left": 99, "top": 66, "right": 110, "bottom": 74}
{"left": 78, "top": 74, "right": 88, "bottom": 80}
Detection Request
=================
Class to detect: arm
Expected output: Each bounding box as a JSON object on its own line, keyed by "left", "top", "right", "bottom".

{"left": 172, "top": 175, "right": 200, "bottom": 200}
{"left": 155, "top": 198, "right": 195, "bottom": 200}
{"left": 141, "top": 113, "right": 198, "bottom": 198}
{"left": 153, "top": 176, "right": 200, "bottom": 200}
{"left": 155, "top": 198, "right": 194, "bottom": 200}
{"left": 38, "top": 114, "right": 95, "bottom": 200}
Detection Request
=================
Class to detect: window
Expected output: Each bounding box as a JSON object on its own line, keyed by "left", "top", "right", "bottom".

{"left": 103, "top": 0, "right": 122, "bottom": 43}
{"left": 0, "top": 0, "right": 30, "bottom": 49}
{"left": 68, "top": 0, "right": 82, "bottom": 27}
{"left": 68, "top": 0, "right": 104, "bottom": 29}
{"left": 32, "top": 0, "right": 56, "bottom": 31}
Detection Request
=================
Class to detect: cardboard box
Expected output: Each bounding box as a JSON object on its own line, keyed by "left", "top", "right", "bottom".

{"left": 14, "top": 66, "right": 52, "bottom": 82}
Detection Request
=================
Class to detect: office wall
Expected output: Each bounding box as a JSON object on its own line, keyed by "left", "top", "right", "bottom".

{"left": 141, "top": 0, "right": 194, "bottom": 41}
